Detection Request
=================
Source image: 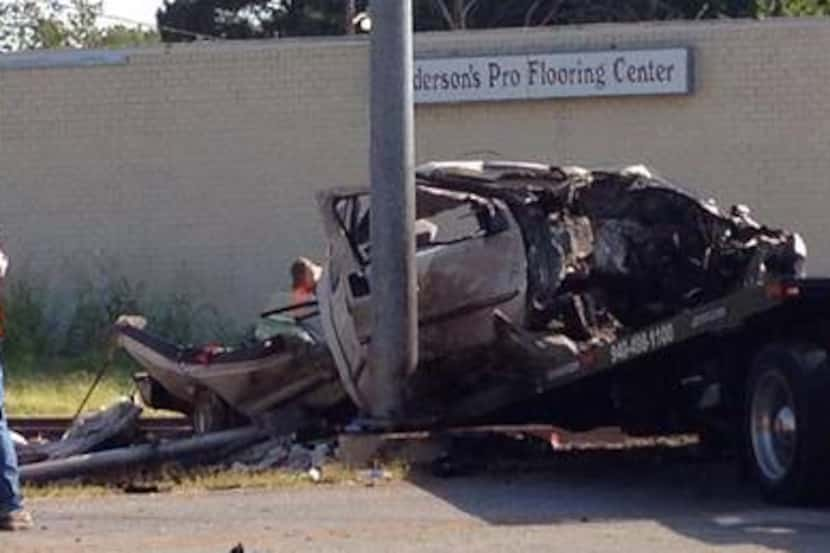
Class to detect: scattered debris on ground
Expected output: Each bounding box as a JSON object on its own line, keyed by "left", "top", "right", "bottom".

{"left": 12, "top": 398, "right": 703, "bottom": 489}
{"left": 16, "top": 400, "right": 141, "bottom": 465}
{"left": 12, "top": 399, "right": 343, "bottom": 486}
{"left": 226, "top": 437, "right": 333, "bottom": 474}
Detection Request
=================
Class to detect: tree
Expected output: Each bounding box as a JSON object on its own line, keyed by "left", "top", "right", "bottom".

{"left": 415, "top": 1, "right": 758, "bottom": 30}
{"left": 0, "top": 0, "right": 159, "bottom": 52}
{"left": 157, "top": 0, "right": 369, "bottom": 41}
{"left": 98, "top": 25, "right": 161, "bottom": 48}
{"left": 756, "top": 0, "right": 830, "bottom": 15}
{"left": 155, "top": 0, "right": 826, "bottom": 43}
{"left": 1, "top": 0, "right": 59, "bottom": 51}
{"left": 0, "top": 0, "right": 101, "bottom": 51}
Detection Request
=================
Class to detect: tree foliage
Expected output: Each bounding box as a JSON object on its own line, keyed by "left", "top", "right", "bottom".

{"left": 2, "top": 0, "right": 828, "bottom": 52}
{"left": 155, "top": 0, "right": 787, "bottom": 41}
{"left": 415, "top": 0, "right": 757, "bottom": 30}
{"left": 157, "top": 0, "right": 369, "bottom": 41}
{"left": 97, "top": 25, "right": 161, "bottom": 48}
{"left": 756, "top": 0, "right": 830, "bottom": 15}
{"left": 0, "top": 0, "right": 159, "bottom": 52}
{"left": 0, "top": 0, "right": 81, "bottom": 51}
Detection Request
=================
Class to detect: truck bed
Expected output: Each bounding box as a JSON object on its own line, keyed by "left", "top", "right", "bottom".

{"left": 443, "top": 278, "right": 827, "bottom": 424}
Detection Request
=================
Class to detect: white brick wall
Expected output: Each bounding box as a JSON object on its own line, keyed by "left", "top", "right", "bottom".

{"left": 1, "top": 18, "right": 829, "bottom": 322}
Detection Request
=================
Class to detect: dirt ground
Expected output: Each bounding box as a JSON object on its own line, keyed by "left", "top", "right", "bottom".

{"left": 5, "top": 449, "right": 828, "bottom": 553}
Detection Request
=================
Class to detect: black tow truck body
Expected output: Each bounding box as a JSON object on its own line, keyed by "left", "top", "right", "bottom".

{"left": 445, "top": 277, "right": 830, "bottom": 505}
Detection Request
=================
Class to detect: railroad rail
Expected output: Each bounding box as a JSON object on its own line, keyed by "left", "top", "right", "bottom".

{"left": 9, "top": 417, "right": 193, "bottom": 440}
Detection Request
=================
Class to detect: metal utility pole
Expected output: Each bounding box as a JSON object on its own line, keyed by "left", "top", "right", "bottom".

{"left": 344, "top": 0, "right": 356, "bottom": 34}
{"left": 452, "top": 0, "right": 466, "bottom": 29}
{"left": 369, "top": 0, "right": 417, "bottom": 422}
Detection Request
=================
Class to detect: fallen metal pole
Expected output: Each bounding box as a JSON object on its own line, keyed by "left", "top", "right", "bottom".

{"left": 20, "top": 426, "right": 267, "bottom": 483}
{"left": 369, "top": 0, "right": 417, "bottom": 421}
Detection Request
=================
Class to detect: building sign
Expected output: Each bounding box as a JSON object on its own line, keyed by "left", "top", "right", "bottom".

{"left": 414, "top": 48, "right": 692, "bottom": 104}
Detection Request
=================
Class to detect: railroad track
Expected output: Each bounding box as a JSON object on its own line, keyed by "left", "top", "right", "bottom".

{"left": 9, "top": 417, "right": 193, "bottom": 440}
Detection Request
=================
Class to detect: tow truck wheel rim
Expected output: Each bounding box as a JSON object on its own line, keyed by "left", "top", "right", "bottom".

{"left": 751, "top": 369, "right": 797, "bottom": 482}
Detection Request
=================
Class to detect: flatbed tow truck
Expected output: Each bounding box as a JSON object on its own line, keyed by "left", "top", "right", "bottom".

{"left": 319, "top": 162, "right": 830, "bottom": 505}
{"left": 448, "top": 277, "right": 830, "bottom": 504}
{"left": 341, "top": 278, "right": 830, "bottom": 505}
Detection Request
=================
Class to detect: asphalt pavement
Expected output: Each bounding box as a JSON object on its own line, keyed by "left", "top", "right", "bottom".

{"left": 4, "top": 448, "right": 828, "bottom": 553}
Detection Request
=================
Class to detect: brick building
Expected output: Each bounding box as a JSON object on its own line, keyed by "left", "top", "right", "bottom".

{"left": 0, "top": 18, "right": 828, "bottom": 323}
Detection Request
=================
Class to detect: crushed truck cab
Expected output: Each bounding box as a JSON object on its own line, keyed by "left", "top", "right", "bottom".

{"left": 318, "top": 161, "right": 830, "bottom": 505}
{"left": 318, "top": 161, "right": 804, "bottom": 419}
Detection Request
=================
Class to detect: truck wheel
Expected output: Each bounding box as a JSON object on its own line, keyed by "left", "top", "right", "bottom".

{"left": 746, "top": 343, "right": 830, "bottom": 505}
{"left": 191, "top": 389, "right": 236, "bottom": 434}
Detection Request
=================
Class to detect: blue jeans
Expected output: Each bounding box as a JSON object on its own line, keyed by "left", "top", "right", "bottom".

{"left": 0, "top": 354, "right": 22, "bottom": 514}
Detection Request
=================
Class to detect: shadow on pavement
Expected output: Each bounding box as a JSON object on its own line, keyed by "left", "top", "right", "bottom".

{"left": 407, "top": 442, "right": 830, "bottom": 553}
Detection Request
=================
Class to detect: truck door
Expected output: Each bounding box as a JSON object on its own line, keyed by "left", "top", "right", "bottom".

{"left": 316, "top": 191, "right": 373, "bottom": 411}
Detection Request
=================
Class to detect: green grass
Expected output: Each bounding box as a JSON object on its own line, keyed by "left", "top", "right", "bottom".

{"left": 5, "top": 353, "right": 137, "bottom": 417}
{"left": 23, "top": 462, "right": 409, "bottom": 499}
{"left": 0, "top": 269, "right": 246, "bottom": 416}
{"left": 6, "top": 370, "right": 134, "bottom": 417}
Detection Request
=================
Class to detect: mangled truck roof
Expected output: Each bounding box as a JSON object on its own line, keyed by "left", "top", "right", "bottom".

{"left": 418, "top": 161, "right": 804, "bottom": 323}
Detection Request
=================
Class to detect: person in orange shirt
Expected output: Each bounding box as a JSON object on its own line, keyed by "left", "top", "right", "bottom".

{"left": 290, "top": 257, "right": 322, "bottom": 306}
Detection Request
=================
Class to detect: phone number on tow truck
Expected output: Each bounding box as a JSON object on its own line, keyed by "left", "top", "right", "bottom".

{"left": 610, "top": 323, "right": 675, "bottom": 364}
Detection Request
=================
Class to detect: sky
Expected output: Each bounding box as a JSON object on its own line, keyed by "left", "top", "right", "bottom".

{"left": 101, "top": 0, "right": 165, "bottom": 27}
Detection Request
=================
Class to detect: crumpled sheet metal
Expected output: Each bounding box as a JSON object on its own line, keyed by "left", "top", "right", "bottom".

{"left": 325, "top": 162, "right": 806, "bottom": 421}
{"left": 421, "top": 163, "right": 805, "bottom": 338}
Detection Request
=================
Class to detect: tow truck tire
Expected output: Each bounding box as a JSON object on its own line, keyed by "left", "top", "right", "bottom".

{"left": 191, "top": 389, "right": 237, "bottom": 434}
{"left": 746, "top": 343, "right": 830, "bottom": 505}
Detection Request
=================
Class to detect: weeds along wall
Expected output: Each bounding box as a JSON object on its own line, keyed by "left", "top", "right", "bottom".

{"left": 1, "top": 18, "right": 829, "bottom": 325}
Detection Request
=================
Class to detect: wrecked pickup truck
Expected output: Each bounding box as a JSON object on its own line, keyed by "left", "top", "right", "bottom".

{"left": 318, "top": 160, "right": 830, "bottom": 504}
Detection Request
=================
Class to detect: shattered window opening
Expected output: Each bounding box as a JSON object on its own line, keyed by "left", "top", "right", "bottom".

{"left": 331, "top": 190, "right": 510, "bottom": 267}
